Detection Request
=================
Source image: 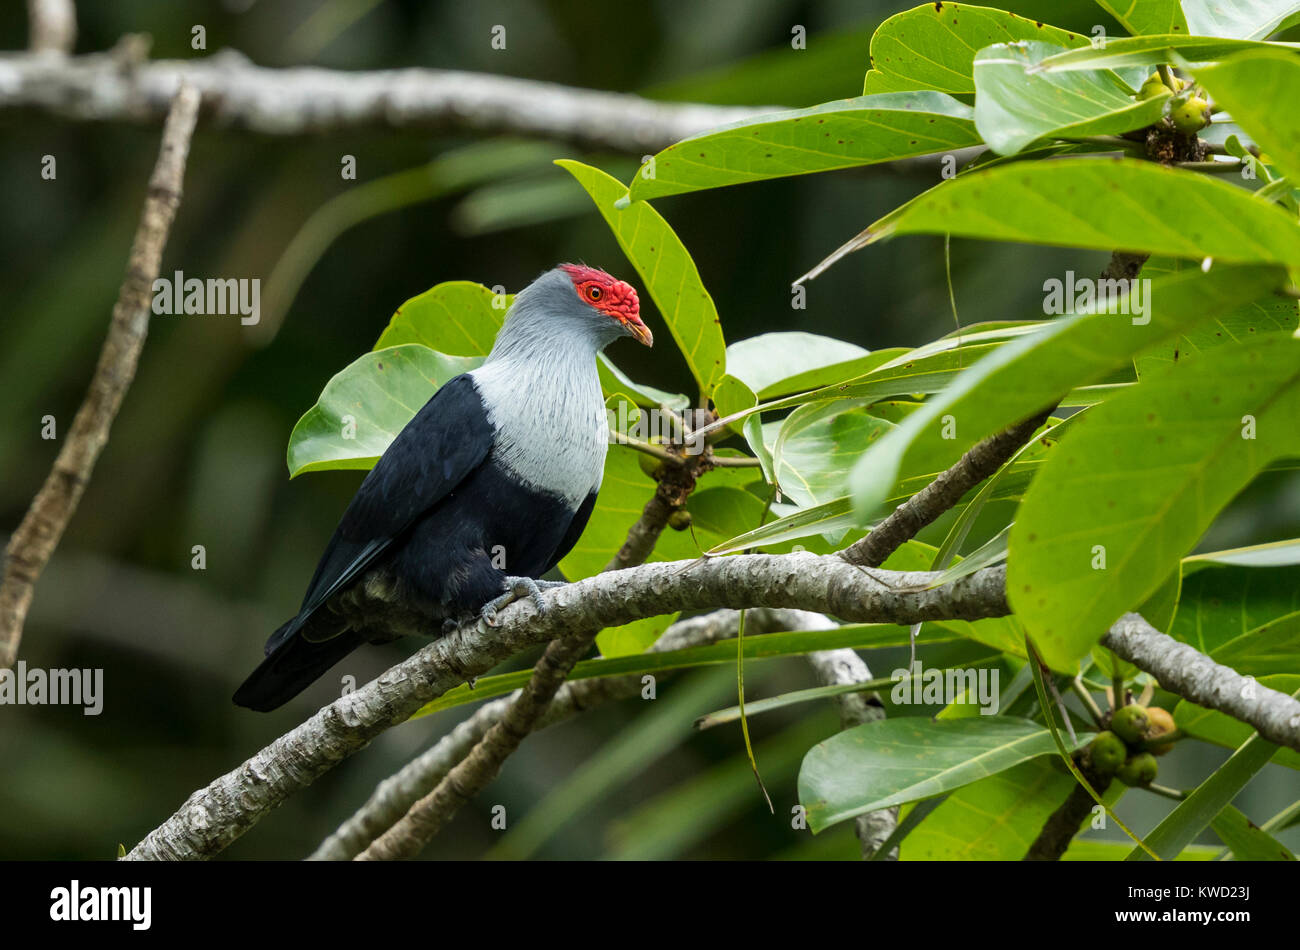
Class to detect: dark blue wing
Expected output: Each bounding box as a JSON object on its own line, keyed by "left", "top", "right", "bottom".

{"left": 272, "top": 372, "right": 495, "bottom": 650}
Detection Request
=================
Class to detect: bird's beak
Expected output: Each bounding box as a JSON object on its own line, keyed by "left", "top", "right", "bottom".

{"left": 625, "top": 318, "right": 654, "bottom": 347}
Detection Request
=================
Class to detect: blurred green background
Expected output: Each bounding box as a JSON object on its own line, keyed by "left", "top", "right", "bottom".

{"left": 2, "top": 0, "right": 1298, "bottom": 860}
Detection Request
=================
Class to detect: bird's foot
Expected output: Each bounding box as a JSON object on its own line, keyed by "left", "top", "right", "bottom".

{"left": 478, "top": 576, "right": 565, "bottom": 627}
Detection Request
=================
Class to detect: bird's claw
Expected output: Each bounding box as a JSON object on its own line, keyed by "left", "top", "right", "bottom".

{"left": 476, "top": 576, "right": 566, "bottom": 627}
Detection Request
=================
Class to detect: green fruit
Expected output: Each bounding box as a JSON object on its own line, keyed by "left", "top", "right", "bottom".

{"left": 1089, "top": 731, "right": 1127, "bottom": 775}
{"left": 637, "top": 452, "right": 661, "bottom": 478}
{"left": 1110, "top": 704, "right": 1150, "bottom": 744}
{"left": 1117, "top": 752, "right": 1159, "bottom": 787}
{"left": 1171, "top": 95, "right": 1210, "bottom": 134}
{"left": 668, "top": 509, "right": 693, "bottom": 531}
{"left": 1143, "top": 706, "right": 1177, "bottom": 756}
{"left": 1138, "top": 77, "right": 1167, "bottom": 100}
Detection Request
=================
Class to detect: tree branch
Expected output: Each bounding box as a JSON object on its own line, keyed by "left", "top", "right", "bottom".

{"left": 0, "top": 47, "right": 777, "bottom": 152}
{"left": 124, "top": 555, "right": 1009, "bottom": 860}
{"left": 802, "top": 613, "right": 897, "bottom": 859}
{"left": 309, "top": 608, "right": 766, "bottom": 861}
{"left": 1103, "top": 613, "right": 1300, "bottom": 754}
{"left": 839, "top": 407, "right": 1055, "bottom": 568}
{"left": 26, "top": 0, "right": 75, "bottom": 55}
{"left": 0, "top": 82, "right": 199, "bottom": 670}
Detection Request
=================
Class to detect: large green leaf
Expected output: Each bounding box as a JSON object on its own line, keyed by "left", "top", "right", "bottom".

{"left": 1134, "top": 259, "right": 1300, "bottom": 378}
{"left": 973, "top": 41, "right": 1168, "bottom": 155}
{"left": 1094, "top": 0, "right": 1188, "bottom": 35}
{"left": 374, "top": 280, "right": 506, "bottom": 354}
{"left": 806, "top": 159, "right": 1300, "bottom": 280}
{"left": 285, "top": 345, "right": 482, "bottom": 477}
{"left": 724, "top": 332, "right": 891, "bottom": 399}
{"left": 557, "top": 160, "right": 726, "bottom": 402}
{"left": 798, "top": 717, "right": 1078, "bottom": 832}
{"left": 863, "top": 3, "right": 1089, "bottom": 94}
{"left": 1035, "top": 34, "right": 1300, "bottom": 71}
{"left": 771, "top": 404, "right": 895, "bottom": 508}
{"left": 847, "top": 264, "right": 1283, "bottom": 524}
{"left": 1009, "top": 337, "right": 1300, "bottom": 671}
{"left": 1170, "top": 562, "right": 1300, "bottom": 676}
{"left": 626, "top": 93, "right": 980, "bottom": 201}
{"left": 1182, "top": 0, "right": 1300, "bottom": 40}
{"left": 903, "top": 757, "right": 1101, "bottom": 859}
{"left": 1196, "top": 52, "right": 1300, "bottom": 183}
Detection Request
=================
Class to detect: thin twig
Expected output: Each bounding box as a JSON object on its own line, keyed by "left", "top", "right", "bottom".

{"left": 0, "top": 83, "right": 200, "bottom": 670}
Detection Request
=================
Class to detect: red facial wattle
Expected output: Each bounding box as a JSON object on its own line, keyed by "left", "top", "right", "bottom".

{"left": 560, "top": 263, "right": 653, "bottom": 347}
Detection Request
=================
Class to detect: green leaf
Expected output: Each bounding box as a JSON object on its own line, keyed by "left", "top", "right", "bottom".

{"left": 1095, "top": 0, "right": 1188, "bottom": 34}
{"left": 1128, "top": 726, "right": 1286, "bottom": 861}
{"left": 973, "top": 41, "right": 1169, "bottom": 155}
{"left": 627, "top": 93, "right": 980, "bottom": 201}
{"left": 1169, "top": 562, "right": 1300, "bottom": 676}
{"left": 902, "top": 758, "right": 1079, "bottom": 859}
{"left": 1196, "top": 51, "right": 1300, "bottom": 183}
{"left": 1182, "top": 0, "right": 1300, "bottom": 40}
{"left": 374, "top": 281, "right": 507, "bottom": 355}
{"left": 1010, "top": 337, "right": 1300, "bottom": 671}
{"left": 1036, "top": 34, "right": 1300, "bottom": 72}
{"left": 798, "top": 717, "right": 1075, "bottom": 833}
{"left": 1211, "top": 804, "right": 1297, "bottom": 860}
{"left": 1134, "top": 259, "right": 1300, "bottom": 378}
{"left": 724, "top": 332, "right": 893, "bottom": 399}
{"left": 863, "top": 3, "right": 1089, "bottom": 94}
{"left": 808, "top": 159, "right": 1300, "bottom": 280}
{"left": 1186, "top": 537, "right": 1300, "bottom": 567}
{"left": 598, "top": 613, "right": 681, "bottom": 659}
{"left": 848, "top": 264, "right": 1284, "bottom": 525}
{"left": 285, "top": 345, "right": 482, "bottom": 477}
{"left": 772, "top": 403, "right": 895, "bottom": 508}
{"left": 1065, "top": 840, "right": 1218, "bottom": 859}
{"left": 557, "top": 160, "right": 726, "bottom": 402}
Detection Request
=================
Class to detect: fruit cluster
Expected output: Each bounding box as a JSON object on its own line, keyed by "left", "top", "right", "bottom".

{"left": 1086, "top": 704, "right": 1177, "bottom": 787}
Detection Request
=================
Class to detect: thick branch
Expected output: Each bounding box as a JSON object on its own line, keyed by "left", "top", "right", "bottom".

{"left": 1103, "top": 613, "right": 1300, "bottom": 754}
{"left": 0, "top": 48, "right": 776, "bottom": 152}
{"left": 0, "top": 83, "right": 199, "bottom": 669}
{"left": 124, "top": 555, "right": 1009, "bottom": 860}
{"left": 1023, "top": 761, "right": 1110, "bottom": 861}
{"left": 839, "top": 408, "right": 1054, "bottom": 568}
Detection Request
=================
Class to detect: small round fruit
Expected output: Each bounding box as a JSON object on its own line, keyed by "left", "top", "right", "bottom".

{"left": 1171, "top": 96, "right": 1210, "bottom": 134}
{"left": 1138, "top": 76, "right": 1167, "bottom": 100}
{"left": 1110, "top": 704, "right": 1150, "bottom": 744}
{"left": 1143, "top": 706, "right": 1177, "bottom": 756}
{"left": 668, "top": 509, "right": 693, "bottom": 531}
{"left": 1117, "top": 752, "right": 1159, "bottom": 787}
{"left": 1090, "top": 731, "right": 1127, "bottom": 775}
{"left": 637, "top": 452, "right": 661, "bottom": 478}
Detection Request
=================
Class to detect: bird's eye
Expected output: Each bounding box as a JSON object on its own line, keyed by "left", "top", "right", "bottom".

{"left": 587, "top": 286, "right": 603, "bottom": 302}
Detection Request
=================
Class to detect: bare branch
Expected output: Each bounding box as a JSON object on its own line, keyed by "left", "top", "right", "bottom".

{"left": 124, "top": 555, "right": 1010, "bottom": 860}
{"left": 1103, "top": 613, "right": 1300, "bottom": 754}
{"left": 309, "top": 609, "right": 761, "bottom": 861}
{"left": 0, "top": 48, "right": 775, "bottom": 152}
{"left": 0, "top": 83, "right": 199, "bottom": 670}
{"left": 26, "top": 0, "right": 75, "bottom": 54}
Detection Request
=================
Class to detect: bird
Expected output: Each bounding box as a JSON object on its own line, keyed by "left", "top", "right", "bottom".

{"left": 233, "top": 264, "right": 652, "bottom": 711}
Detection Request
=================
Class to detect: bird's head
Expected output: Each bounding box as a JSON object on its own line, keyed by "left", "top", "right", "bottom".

{"left": 556, "top": 263, "right": 653, "bottom": 348}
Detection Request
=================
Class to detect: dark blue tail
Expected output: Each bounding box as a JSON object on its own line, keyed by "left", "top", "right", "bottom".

{"left": 232, "top": 618, "right": 364, "bottom": 712}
